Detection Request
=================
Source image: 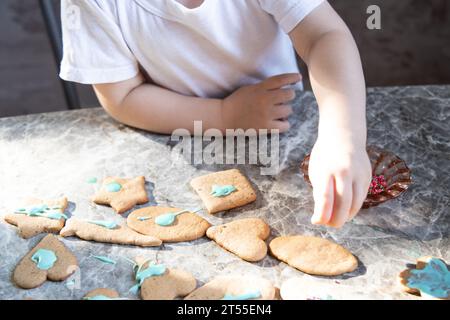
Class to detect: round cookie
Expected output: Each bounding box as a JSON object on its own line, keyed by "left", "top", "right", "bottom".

{"left": 269, "top": 236, "right": 358, "bottom": 276}
{"left": 83, "top": 288, "right": 120, "bottom": 300}
{"left": 127, "top": 207, "right": 211, "bottom": 242}
{"left": 185, "top": 276, "right": 276, "bottom": 300}
{"left": 206, "top": 218, "right": 270, "bottom": 262}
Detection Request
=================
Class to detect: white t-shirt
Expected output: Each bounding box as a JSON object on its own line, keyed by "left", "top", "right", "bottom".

{"left": 60, "top": 0, "right": 324, "bottom": 98}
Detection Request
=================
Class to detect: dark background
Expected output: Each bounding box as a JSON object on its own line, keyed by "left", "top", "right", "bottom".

{"left": 1, "top": 0, "right": 449, "bottom": 118}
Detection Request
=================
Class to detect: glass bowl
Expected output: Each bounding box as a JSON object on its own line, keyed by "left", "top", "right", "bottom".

{"left": 300, "top": 145, "right": 412, "bottom": 208}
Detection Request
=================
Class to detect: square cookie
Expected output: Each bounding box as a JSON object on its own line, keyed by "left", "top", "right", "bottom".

{"left": 190, "top": 169, "right": 256, "bottom": 214}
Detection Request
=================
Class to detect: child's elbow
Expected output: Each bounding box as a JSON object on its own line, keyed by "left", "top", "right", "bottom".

{"left": 100, "top": 101, "right": 128, "bottom": 125}
{"left": 93, "top": 83, "right": 135, "bottom": 125}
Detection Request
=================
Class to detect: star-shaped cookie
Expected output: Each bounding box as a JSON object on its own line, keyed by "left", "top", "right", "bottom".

{"left": 92, "top": 176, "right": 149, "bottom": 214}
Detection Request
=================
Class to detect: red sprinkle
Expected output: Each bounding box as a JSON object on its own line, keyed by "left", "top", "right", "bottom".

{"left": 368, "top": 175, "right": 387, "bottom": 195}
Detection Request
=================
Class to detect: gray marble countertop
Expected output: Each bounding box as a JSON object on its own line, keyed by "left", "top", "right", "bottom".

{"left": 0, "top": 85, "right": 449, "bottom": 300}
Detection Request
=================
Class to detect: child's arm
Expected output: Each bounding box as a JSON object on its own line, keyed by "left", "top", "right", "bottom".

{"left": 289, "top": 2, "right": 372, "bottom": 227}
{"left": 93, "top": 72, "right": 300, "bottom": 135}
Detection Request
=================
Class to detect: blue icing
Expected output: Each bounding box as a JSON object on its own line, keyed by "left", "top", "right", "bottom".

{"left": 15, "top": 205, "right": 67, "bottom": 220}
{"left": 210, "top": 185, "right": 237, "bottom": 197}
{"left": 44, "top": 212, "right": 68, "bottom": 220}
{"left": 87, "top": 220, "right": 118, "bottom": 229}
{"left": 154, "top": 210, "right": 189, "bottom": 226}
{"left": 106, "top": 182, "right": 122, "bottom": 192}
{"left": 222, "top": 290, "right": 261, "bottom": 300}
{"left": 129, "top": 264, "right": 166, "bottom": 294}
{"left": 29, "top": 205, "right": 47, "bottom": 215}
{"left": 92, "top": 255, "right": 117, "bottom": 265}
{"left": 155, "top": 213, "right": 177, "bottom": 226}
{"left": 140, "top": 208, "right": 201, "bottom": 225}
{"left": 31, "top": 249, "right": 57, "bottom": 270}
{"left": 407, "top": 258, "right": 450, "bottom": 299}
{"left": 87, "top": 177, "right": 98, "bottom": 184}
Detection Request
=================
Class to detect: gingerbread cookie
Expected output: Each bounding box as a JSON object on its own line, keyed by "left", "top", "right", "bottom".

{"left": 83, "top": 288, "right": 120, "bottom": 300}
{"left": 399, "top": 256, "right": 449, "bottom": 300}
{"left": 13, "top": 234, "right": 78, "bottom": 289}
{"left": 129, "top": 260, "right": 196, "bottom": 300}
{"left": 4, "top": 198, "right": 68, "bottom": 239}
{"left": 185, "top": 276, "right": 276, "bottom": 300}
{"left": 269, "top": 236, "right": 358, "bottom": 276}
{"left": 190, "top": 169, "right": 257, "bottom": 214}
{"left": 206, "top": 218, "right": 270, "bottom": 262}
{"left": 60, "top": 218, "right": 162, "bottom": 247}
{"left": 92, "top": 176, "right": 148, "bottom": 214}
{"left": 127, "top": 207, "right": 210, "bottom": 243}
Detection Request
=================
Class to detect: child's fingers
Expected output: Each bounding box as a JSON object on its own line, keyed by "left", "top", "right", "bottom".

{"left": 268, "top": 88, "right": 296, "bottom": 105}
{"left": 269, "top": 120, "right": 290, "bottom": 132}
{"left": 262, "top": 73, "right": 302, "bottom": 90}
{"left": 348, "top": 181, "right": 368, "bottom": 221}
{"left": 271, "top": 104, "right": 293, "bottom": 119}
{"left": 311, "top": 176, "right": 334, "bottom": 225}
{"left": 328, "top": 175, "right": 352, "bottom": 228}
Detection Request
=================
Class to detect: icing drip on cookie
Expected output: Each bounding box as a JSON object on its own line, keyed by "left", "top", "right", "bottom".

{"left": 222, "top": 289, "right": 261, "bottom": 300}
{"left": 87, "top": 177, "right": 98, "bottom": 184}
{"left": 87, "top": 220, "right": 118, "bottom": 229}
{"left": 129, "top": 264, "right": 166, "bottom": 294}
{"left": 31, "top": 249, "right": 57, "bottom": 270}
{"left": 106, "top": 182, "right": 122, "bottom": 192}
{"left": 210, "top": 185, "right": 237, "bottom": 197}
{"left": 139, "top": 208, "right": 202, "bottom": 226}
{"left": 15, "top": 205, "right": 67, "bottom": 220}
{"left": 155, "top": 213, "right": 180, "bottom": 226}
{"left": 407, "top": 258, "right": 450, "bottom": 299}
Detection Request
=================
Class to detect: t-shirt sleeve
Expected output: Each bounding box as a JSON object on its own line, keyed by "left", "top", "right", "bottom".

{"left": 60, "top": 0, "right": 139, "bottom": 84}
{"left": 258, "top": 0, "right": 325, "bottom": 33}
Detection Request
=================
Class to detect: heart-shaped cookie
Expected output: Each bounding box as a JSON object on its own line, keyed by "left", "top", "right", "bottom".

{"left": 185, "top": 276, "right": 277, "bottom": 300}
{"left": 127, "top": 207, "right": 211, "bottom": 242}
{"left": 399, "top": 256, "right": 449, "bottom": 300}
{"left": 13, "top": 234, "right": 78, "bottom": 289}
{"left": 269, "top": 235, "right": 358, "bottom": 276}
{"left": 206, "top": 218, "right": 270, "bottom": 262}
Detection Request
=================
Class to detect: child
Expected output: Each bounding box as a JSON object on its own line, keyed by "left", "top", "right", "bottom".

{"left": 60, "top": 0, "right": 372, "bottom": 228}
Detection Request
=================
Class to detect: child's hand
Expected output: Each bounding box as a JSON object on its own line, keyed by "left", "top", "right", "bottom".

{"left": 308, "top": 137, "right": 372, "bottom": 228}
{"left": 221, "top": 73, "right": 301, "bottom": 132}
